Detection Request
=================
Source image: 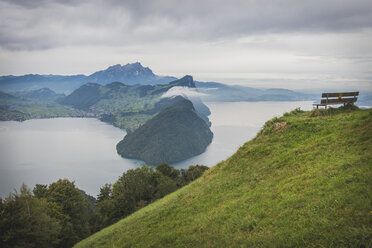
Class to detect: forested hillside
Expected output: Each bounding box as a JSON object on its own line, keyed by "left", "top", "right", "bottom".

{"left": 116, "top": 97, "right": 213, "bottom": 164}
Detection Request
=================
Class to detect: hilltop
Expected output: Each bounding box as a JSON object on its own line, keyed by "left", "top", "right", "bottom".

{"left": 75, "top": 106, "right": 371, "bottom": 247}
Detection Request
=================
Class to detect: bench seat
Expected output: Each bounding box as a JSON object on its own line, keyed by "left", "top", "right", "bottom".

{"left": 313, "top": 92, "right": 358, "bottom": 109}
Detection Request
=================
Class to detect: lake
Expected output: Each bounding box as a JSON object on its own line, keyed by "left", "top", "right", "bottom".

{"left": 0, "top": 101, "right": 313, "bottom": 197}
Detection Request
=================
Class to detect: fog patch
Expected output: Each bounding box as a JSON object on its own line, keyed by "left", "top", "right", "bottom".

{"left": 161, "top": 86, "right": 208, "bottom": 99}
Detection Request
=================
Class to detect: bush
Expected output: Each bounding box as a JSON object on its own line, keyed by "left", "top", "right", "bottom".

{"left": 283, "top": 108, "right": 304, "bottom": 117}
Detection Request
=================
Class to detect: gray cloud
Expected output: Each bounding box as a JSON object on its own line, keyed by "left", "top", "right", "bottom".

{"left": 117, "top": 0, "right": 372, "bottom": 32}
{"left": 2, "top": 0, "right": 83, "bottom": 8}
{"left": 0, "top": 0, "right": 372, "bottom": 50}
{"left": 0, "top": 0, "right": 371, "bottom": 92}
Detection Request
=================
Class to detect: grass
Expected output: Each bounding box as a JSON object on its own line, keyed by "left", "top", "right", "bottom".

{"left": 0, "top": 92, "right": 87, "bottom": 120}
{"left": 75, "top": 106, "right": 372, "bottom": 248}
{"left": 0, "top": 101, "right": 85, "bottom": 121}
{"left": 15, "top": 104, "right": 81, "bottom": 117}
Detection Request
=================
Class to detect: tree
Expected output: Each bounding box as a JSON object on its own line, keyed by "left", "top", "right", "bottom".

{"left": 45, "top": 179, "right": 90, "bottom": 248}
{"left": 93, "top": 165, "right": 209, "bottom": 232}
{"left": 79, "top": 189, "right": 98, "bottom": 234}
{"left": 181, "top": 165, "right": 209, "bottom": 185}
{"left": 32, "top": 184, "right": 47, "bottom": 198}
{"left": 97, "top": 184, "right": 112, "bottom": 203}
{"left": 0, "top": 184, "right": 60, "bottom": 248}
{"left": 154, "top": 172, "right": 178, "bottom": 199}
{"left": 111, "top": 166, "right": 158, "bottom": 220}
{"left": 156, "top": 163, "right": 180, "bottom": 180}
{"left": 95, "top": 184, "right": 114, "bottom": 230}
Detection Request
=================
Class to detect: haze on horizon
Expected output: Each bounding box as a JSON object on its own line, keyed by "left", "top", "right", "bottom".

{"left": 0, "top": 0, "right": 371, "bottom": 91}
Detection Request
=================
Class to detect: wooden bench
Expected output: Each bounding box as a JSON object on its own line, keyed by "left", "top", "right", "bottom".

{"left": 313, "top": 92, "right": 359, "bottom": 109}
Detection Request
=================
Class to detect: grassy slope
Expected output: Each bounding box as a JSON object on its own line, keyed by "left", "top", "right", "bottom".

{"left": 75, "top": 107, "right": 372, "bottom": 248}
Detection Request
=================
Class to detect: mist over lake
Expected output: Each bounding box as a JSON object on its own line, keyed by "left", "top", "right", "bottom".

{"left": 0, "top": 101, "right": 313, "bottom": 197}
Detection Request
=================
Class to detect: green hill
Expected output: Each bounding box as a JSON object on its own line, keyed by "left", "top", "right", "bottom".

{"left": 116, "top": 97, "right": 213, "bottom": 165}
{"left": 75, "top": 107, "right": 372, "bottom": 248}
{"left": 13, "top": 88, "right": 65, "bottom": 102}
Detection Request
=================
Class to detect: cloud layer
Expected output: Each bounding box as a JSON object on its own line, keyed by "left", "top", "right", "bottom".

{"left": 162, "top": 86, "right": 208, "bottom": 99}
{"left": 0, "top": 0, "right": 371, "bottom": 90}
{"left": 1, "top": 0, "right": 372, "bottom": 50}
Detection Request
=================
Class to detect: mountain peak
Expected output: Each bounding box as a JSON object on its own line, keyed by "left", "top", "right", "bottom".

{"left": 88, "top": 62, "right": 156, "bottom": 85}
{"left": 106, "top": 64, "right": 122, "bottom": 70}
{"left": 104, "top": 62, "right": 153, "bottom": 74}
{"left": 169, "top": 75, "right": 195, "bottom": 88}
{"left": 125, "top": 61, "right": 142, "bottom": 67}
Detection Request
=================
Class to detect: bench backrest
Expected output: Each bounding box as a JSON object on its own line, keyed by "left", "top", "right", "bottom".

{"left": 320, "top": 92, "right": 359, "bottom": 105}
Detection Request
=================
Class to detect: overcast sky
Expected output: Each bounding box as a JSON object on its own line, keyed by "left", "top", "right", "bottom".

{"left": 0, "top": 0, "right": 371, "bottom": 90}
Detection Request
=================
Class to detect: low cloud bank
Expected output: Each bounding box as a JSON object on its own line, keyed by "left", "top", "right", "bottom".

{"left": 161, "top": 86, "right": 208, "bottom": 99}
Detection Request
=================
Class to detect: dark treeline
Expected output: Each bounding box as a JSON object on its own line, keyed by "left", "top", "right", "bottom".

{"left": 0, "top": 164, "right": 208, "bottom": 248}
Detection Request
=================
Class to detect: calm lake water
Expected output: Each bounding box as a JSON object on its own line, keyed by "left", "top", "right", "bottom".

{"left": 0, "top": 101, "right": 313, "bottom": 197}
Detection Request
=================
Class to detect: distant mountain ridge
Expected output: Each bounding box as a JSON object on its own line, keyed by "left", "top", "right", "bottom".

{"left": 4, "top": 62, "right": 367, "bottom": 105}
{"left": 13, "top": 88, "right": 65, "bottom": 101}
{"left": 0, "top": 74, "right": 87, "bottom": 93}
{"left": 0, "top": 62, "right": 177, "bottom": 93}
{"left": 195, "top": 81, "right": 316, "bottom": 102}
{"left": 88, "top": 62, "right": 176, "bottom": 85}
{"left": 0, "top": 62, "right": 326, "bottom": 103}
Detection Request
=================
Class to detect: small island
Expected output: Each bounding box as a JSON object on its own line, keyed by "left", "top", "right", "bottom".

{"left": 116, "top": 96, "right": 213, "bottom": 164}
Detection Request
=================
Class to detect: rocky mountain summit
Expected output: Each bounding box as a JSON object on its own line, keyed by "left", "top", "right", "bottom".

{"left": 87, "top": 62, "right": 174, "bottom": 85}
